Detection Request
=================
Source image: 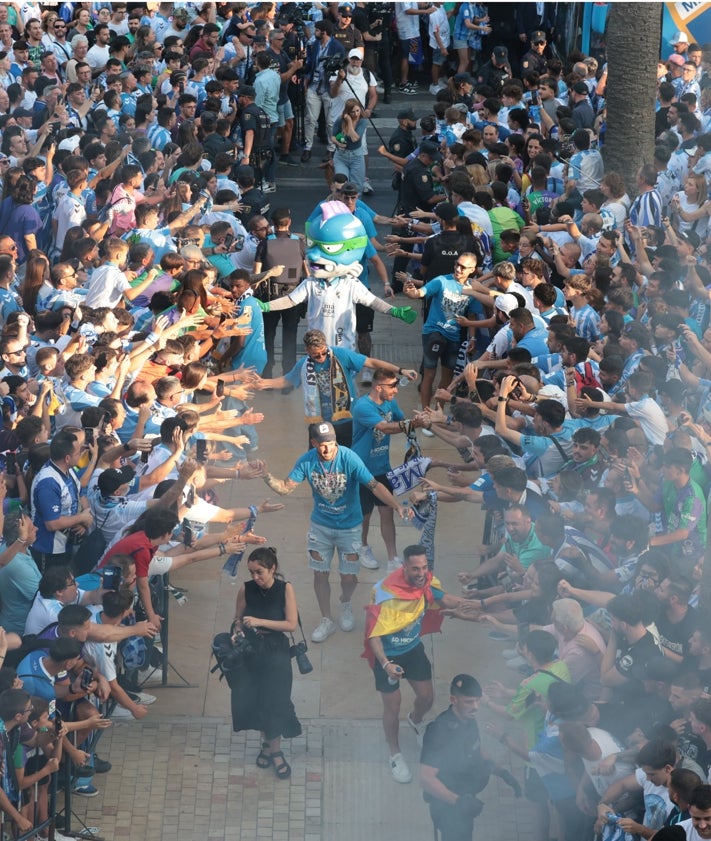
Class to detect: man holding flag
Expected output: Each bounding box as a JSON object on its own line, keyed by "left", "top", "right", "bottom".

{"left": 363, "top": 545, "right": 477, "bottom": 784}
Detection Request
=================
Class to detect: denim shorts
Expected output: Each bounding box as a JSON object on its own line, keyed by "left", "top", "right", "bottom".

{"left": 452, "top": 38, "right": 469, "bottom": 50}
{"left": 307, "top": 521, "right": 361, "bottom": 574}
{"left": 432, "top": 47, "right": 447, "bottom": 66}
{"left": 277, "top": 99, "right": 294, "bottom": 127}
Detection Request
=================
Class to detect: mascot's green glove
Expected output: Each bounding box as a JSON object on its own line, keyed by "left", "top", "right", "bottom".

{"left": 390, "top": 306, "right": 417, "bottom": 324}
{"left": 256, "top": 300, "right": 271, "bottom": 312}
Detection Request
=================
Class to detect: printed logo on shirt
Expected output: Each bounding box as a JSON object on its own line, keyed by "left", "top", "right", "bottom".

{"left": 310, "top": 470, "right": 347, "bottom": 503}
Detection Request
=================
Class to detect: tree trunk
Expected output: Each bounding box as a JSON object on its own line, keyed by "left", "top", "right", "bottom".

{"left": 602, "top": 3, "right": 662, "bottom": 193}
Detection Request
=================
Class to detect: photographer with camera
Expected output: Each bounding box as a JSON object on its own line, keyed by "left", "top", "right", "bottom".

{"left": 300, "top": 19, "right": 345, "bottom": 163}
{"left": 231, "top": 546, "right": 302, "bottom": 781}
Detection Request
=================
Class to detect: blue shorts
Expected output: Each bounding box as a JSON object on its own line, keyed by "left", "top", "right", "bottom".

{"left": 307, "top": 521, "right": 361, "bottom": 575}
{"left": 432, "top": 47, "right": 447, "bottom": 66}
{"left": 277, "top": 100, "right": 294, "bottom": 127}
{"left": 452, "top": 38, "right": 469, "bottom": 50}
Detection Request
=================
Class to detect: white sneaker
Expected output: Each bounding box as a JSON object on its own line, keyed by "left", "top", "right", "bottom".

{"left": 361, "top": 367, "right": 374, "bottom": 384}
{"left": 502, "top": 648, "right": 519, "bottom": 660}
{"left": 389, "top": 752, "right": 412, "bottom": 783}
{"left": 407, "top": 712, "right": 425, "bottom": 747}
{"left": 135, "top": 691, "right": 156, "bottom": 705}
{"left": 505, "top": 655, "right": 528, "bottom": 670}
{"left": 421, "top": 428, "right": 435, "bottom": 437}
{"left": 359, "top": 545, "right": 380, "bottom": 569}
{"left": 311, "top": 617, "right": 337, "bottom": 643}
{"left": 339, "top": 601, "right": 355, "bottom": 632}
{"left": 387, "top": 556, "right": 402, "bottom": 573}
{"left": 362, "top": 179, "right": 374, "bottom": 195}
{"left": 375, "top": 84, "right": 384, "bottom": 94}
{"left": 110, "top": 705, "right": 135, "bottom": 719}
{"left": 428, "top": 84, "right": 440, "bottom": 96}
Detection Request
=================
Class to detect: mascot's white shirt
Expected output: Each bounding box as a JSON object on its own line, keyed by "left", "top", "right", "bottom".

{"left": 285, "top": 275, "right": 378, "bottom": 349}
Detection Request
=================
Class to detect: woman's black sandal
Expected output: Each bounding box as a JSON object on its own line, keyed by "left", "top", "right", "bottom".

{"left": 256, "top": 742, "right": 272, "bottom": 769}
{"left": 270, "top": 751, "right": 291, "bottom": 780}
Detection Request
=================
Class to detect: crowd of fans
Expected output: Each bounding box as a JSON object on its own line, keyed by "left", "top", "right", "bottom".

{"left": 0, "top": 1, "right": 710, "bottom": 840}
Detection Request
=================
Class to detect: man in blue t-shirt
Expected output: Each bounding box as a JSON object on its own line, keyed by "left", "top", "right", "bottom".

{"left": 261, "top": 421, "right": 407, "bottom": 643}
{"left": 254, "top": 329, "right": 417, "bottom": 447}
{"left": 352, "top": 369, "right": 427, "bottom": 572}
{"left": 403, "top": 253, "right": 481, "bottom": 413}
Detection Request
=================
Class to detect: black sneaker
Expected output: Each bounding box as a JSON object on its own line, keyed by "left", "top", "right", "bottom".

{"left": 93, "top": 755, "right": 112, "bottom": 774}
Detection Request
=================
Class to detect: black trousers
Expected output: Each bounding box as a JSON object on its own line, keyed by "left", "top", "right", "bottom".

{"left": 262, "top": 307, "right": 301, "bottom": 378}
{"left": 429, "top": 800, "right": 475, "bottom": 841}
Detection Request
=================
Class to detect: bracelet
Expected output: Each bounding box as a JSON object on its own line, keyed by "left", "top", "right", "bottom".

{"left": 397, "top": 367, "right": 403, "bottom": 375}
{"left": 249, "top": 504, "right": 258, "bottom": 519}
{"left": 480, "top": 598, "right": 485, "bottom": 609}
{"left": 123, "top": 442, "right": 131, "bottom": 451}
{"left": 219, "top": 542, "right": 226, "bottom": 556}
{"left": 235, "top": 469, "right": 241, "bottom": 479}
{"left": 16, "top": 538, "right": 28, "bottom": 545}
{"left": 497, "top": 396, "right": 508, "bottom": 403}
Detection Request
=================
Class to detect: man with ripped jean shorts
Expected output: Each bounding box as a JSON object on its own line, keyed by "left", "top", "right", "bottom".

{"left": 261, "top": 421, "right": 407, "bottom": 642}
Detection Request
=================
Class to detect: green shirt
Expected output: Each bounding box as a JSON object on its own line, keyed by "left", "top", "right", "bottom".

{"left": 506, "top": 660, "right": 571, "bottom": 749}
{"left": 504, "top": 526, "right": 551, "bottom": 571}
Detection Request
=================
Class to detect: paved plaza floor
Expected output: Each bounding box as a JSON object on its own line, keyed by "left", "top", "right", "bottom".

{"left": 66, "top": 312, "right": 539, "bottom": 841}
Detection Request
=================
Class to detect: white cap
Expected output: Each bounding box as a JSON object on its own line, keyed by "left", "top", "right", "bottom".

{"left": 58, "top": 135, "right": 81, "bottom": 152}
{"left": 348, "top": 48, "right": 362, "bottom": 59}
{"left": 671, "top": 30, "right": 689, "bottom": 45}
{"left": 494, "top": 293, "right": 519, "bottom": 315}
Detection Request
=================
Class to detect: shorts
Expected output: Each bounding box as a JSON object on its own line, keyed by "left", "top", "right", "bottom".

{"left": 356, "top": 302, "right": 374, "bottom": 334}
{"left": 277, "top": 100, "right": 294, "bottom": 127}
{"left": 360, "top": 473, "right": 393, "bottom": 516}
{"left": 422, "top": 332, "right": 460, "bottom": 370}
{"left": 307, "top": 521, "right": 361, "bottom": 575}
{"left": 147, "top": 554, "right": 174, "bottom": 576}
{"left": 432, "top": 47, "right": 447, "bottom": 66}
{"left": 452, "top": 38, "right": 469, "bottom": 50}
{"left": 373, "top": 641, "right": 432, "bottom": 693}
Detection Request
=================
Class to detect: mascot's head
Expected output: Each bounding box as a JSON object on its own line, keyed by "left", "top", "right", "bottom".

{"left": 305, "top": 201, "right": 368, "bottom": 279}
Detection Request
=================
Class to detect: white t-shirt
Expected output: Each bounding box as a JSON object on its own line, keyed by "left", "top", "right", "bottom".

{"left": 84, "top": 606, "right": 119, "bottom": 682}
{"left": 679, "top": 818, "right": 706, "bottom": 841}
{"left": 25, "top": 590, "right": 86, "bottom": 635}
{"left": 428, "top": 5, "right": 450, "bottom": 50}
{"left": 635, "top": 766, "right": 672, "bottom": 830}
{"left": 395, "top": 2, "right": 420, "bottom": 39}
{"left": 86, "top": 43, "right": 110, "bottom": 70}
{"left": 85, "top": 263, "right": 131, "bottom": 308}
{"left": 625, "top": 396, "right": 668, "bottom": 446}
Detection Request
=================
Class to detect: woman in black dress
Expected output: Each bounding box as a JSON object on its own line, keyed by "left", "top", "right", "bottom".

{"left": 232, "top": 547, "right": 302, "bottom": 779}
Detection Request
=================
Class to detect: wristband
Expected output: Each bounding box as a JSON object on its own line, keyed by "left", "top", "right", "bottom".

{"left": 498, "top": 396, "right": 508, "bottom": 403}
{"left": 235, "top": 468, "right": 241, "bottom": 479}
{"left": 145, "top": 332, "right": 159, "bottom": 346}
{"left": 123, "top": 442, "right": 132, "bottom": 451}
{"left": 397, "top": 367, "right": 403, "bottom": 375}
{"left": 219, "top": 542, "right": 226, "bottom": 556}
{"left": 249, "top": 504, "right": 258, "bottom": 518}
{"left": 16, "top": 538, "right": 28, "bottom": 545}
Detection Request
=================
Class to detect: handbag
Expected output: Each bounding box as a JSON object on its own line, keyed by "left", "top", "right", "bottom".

{"left": 289, "top": 614, "right": 313, "bottom": 675}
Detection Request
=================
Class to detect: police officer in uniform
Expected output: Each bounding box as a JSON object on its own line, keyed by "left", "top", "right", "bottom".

{"left": 520, "top": 31, "right": 548, "bottom": 75}
{"left": 392, "top": 140, "right": 443, "bottom": 291}
{"left": 333, "top": 3, "right": 364, "bottom": 55}
{"left": 476, "top": 45, "right": 512, "bottom": 94}
{"left": 236, "top": 165, "right": 270, "bottom": 227}
{"left": 388, "top": 107, "right": 417, "bottom": 158}
{"left": 420, "top": 674, "right": 521, "bottom": 841}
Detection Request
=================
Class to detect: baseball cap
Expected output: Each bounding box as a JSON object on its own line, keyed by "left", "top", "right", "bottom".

{"left": 98, "top": 465, "right": 136, "bottom": 496}
{"left": 492, "top": 45, "right": 508, "bottom": 60}
{"left": 338, "top": 3, "right": 354, "bottom": 14}
{"left": 348, "top": 48, "right": 362, "bottom": 60}
{"left": 238, "top": 85, "right": 256, "bottom": 98}
{"left": 572, "top": 81, "right": 589, "bottom": 95}
{"left": 531, "top": 30, "right": 546, "bottom": 43}
{"left": 173, "top": 7, "right": 189, "bottom": 19}
{"left": 397, "top": 107, "right": 416, "bottom": 120}
{"left": 12, "top": 107, "right": 32, "bottom": 118}
{"left": 340, "top": 181, "right": 359, "bottom": 196}
{"left": 435, "top": 202, "right": 458, "bottom": 222}
{"left": 309, "top": 421, "right": 337, "bottom": 443}
{"left": 494, "top": 293, "right": 518, "bottom": 315}
{"left": 420, "top": 140, "right": 441, "bottom": 160}
{"left": 670, "top": 30, "right": 689, "bottom": 45}
{"left": 679, "top": 230, "right": 701, "bottom": 249}
{"left": 668, "top": 53, "right": 685, "bottom": 66}
{"left": 58, "top": 135, "right": 82, "bottom": 152}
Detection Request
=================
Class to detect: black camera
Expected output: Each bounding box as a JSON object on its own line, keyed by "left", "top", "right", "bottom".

{"left": 290, "top": 640, "right": 313, "bottom": 675}
{"left": 321, "top": 54, "right": 348, "bottom": 74}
